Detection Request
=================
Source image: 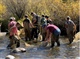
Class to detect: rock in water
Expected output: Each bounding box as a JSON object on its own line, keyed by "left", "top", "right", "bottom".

{"left": 12, "top": 48, "right": 26, "bottom": 53}
{"left": 5, "top": 55, "right": 15, "bottom": 59}
{"left": 71, "top": 46, "right": 77, "bottom": 48}
{"left": 19, "top": 48, "right": 26, "bottom": 52}
{"left": 12, "top": 48, "right": 21, "bottom": 53}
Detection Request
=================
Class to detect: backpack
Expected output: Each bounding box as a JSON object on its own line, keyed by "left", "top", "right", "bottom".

{"left": 36, "top": 15, "right": 41, "bottom": 25}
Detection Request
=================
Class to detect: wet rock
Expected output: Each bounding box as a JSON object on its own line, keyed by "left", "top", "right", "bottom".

{"left": 19, "top": 48, "right": 26, "bottom": 52}
{"left": 71, "top": 46, "right": 77, "bottom": 48}
{"left": 12, "top": 48, "right": 21, "bottom": 53}
{"left": 5, "top": 55, "right": 15, "bottom": 59}
{"left": 12, "top": 48, "right": 26, "bottom": 53}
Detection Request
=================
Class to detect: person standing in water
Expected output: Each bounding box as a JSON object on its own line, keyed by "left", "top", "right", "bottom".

{"left": 42, "top": 23, "right": 61, "bottom": 48}
{"left": 65, "top": 16, "right": 76, "bottom": 44}
{"left": 7, "top": 17, "right": 19, "bottom": 49}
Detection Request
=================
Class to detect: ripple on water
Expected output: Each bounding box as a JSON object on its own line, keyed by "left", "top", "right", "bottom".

{"left": 0, "top": 33, "right": 80, "bottom": 59}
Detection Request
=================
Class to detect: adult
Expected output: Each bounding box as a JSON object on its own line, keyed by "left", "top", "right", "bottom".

{"left": 41, "top": 15, "right": 47, "bottom": 26}
{"left": 43, "top": 23, "right": 61, "bottom": 48}
{"left": 40, "top": 15, "right": 47, "bottom": 41}
{"left": 45, "top": 15, "right": 52, "bottom": 24}
{"left": 31, "top": 12, "right": 39, "bottom": 40}
{"left": 65, "top": 16, "right": 76, "bottom": 44}
{"left": 23, "top": 15, "right": 32, "bottom": 41}
{"left": 7, "top": 17, "right": 20, "bottom": 49}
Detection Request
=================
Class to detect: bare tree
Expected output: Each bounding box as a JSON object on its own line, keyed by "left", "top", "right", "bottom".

{"left": 4, "top": 0, "right": 27, "bottom": 20}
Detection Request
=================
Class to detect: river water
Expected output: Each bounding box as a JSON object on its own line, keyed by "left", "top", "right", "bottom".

{"left": 0, "top": 32, "right": 80, "bottom": 59}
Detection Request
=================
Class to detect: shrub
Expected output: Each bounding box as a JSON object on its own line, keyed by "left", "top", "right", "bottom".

{"left": 1, "top": 20, "right": 8, "bottom": 32}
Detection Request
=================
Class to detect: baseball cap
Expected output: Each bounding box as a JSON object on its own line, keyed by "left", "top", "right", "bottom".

{"left": 10, "top": 17, "right": 15, "bottom": 21}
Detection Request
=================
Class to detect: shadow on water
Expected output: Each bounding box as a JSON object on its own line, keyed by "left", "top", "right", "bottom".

{"left": 0, "top": 33, "right": 80, "bottom": 59}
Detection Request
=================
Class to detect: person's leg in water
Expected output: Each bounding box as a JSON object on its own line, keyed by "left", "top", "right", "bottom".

{"left": 7, "top": 36, "right": 15, "bottom": 49}
{"left": 24, "top": 25, "right": 32, "bottom": 41}
{"left": 69, "top": 31, "right": 74, "bottom": 44}
{"left": 25, "top": 29, "right": 30, "bottom": 41}
{"left": 14, "top": 35, "right": 20, "bottom": 48}
{"left": 66, "top": 30, "right": 73, "bottom": 44}
{"left": 34, "top": 27, "right": 38, "bottom": 40}
{"left": 42, "top": 33, "right": 46, "bottom": 41}
{"left": 24, "top": 29, "right": 29, "bottom": 41}
{"left": 16, "top": 40, "right": 20, "bottom": 48}
{"left": 55, "top": 35, "right": 60, "bottom": 46}
{"left": 54, "top": 28, "right": 61, "bottom": 46}
{"left": 31, "top": 28, "right": 35, "bottom": 40}
{"left": 42, "top": 27, "right": 46, "bottom": 41}
{"left": 50, "top": 35, "right": 55, "bottom": 48}
{"left": 27, "top": 29, "right": 31, "bottom": 41}
{"left": 7, "top": 36, "right": 12, "bottom": 49}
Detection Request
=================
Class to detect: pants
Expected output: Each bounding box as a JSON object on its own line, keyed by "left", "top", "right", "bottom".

{"left": 51, "top": 29, "right": 61, "bottom": 47}
{"left": 40, "top": 27, "right": 46, "bottom": 41}
{"left": 24, "top": 29, "right": 31, "bottom": 41}
{"left": 7, "top": 35, "right": 20, "bottom": 49}
{"left": 51, "top": 34, "right": 60, "bottom": 47}
{"left": 31, "top": 27, "right": 38, "bottom": 40}
{"left": 67, "top": 30, "right": 75, "bottom": 44}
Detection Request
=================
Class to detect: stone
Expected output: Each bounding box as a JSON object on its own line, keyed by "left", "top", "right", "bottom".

{"left": 12, "top": 48, "right": 21, "bottom": 53}
{"left": 12, "top": 48, "right": 26, "bottom": 53}
{"left": 19, "top": 48, "right": 26, "bottom": 52}
{"left": 5, "top": 55, "right": 15, "bottom": 59}
{"left": 71, "top": 46, "right": 77, "bottom": 48}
